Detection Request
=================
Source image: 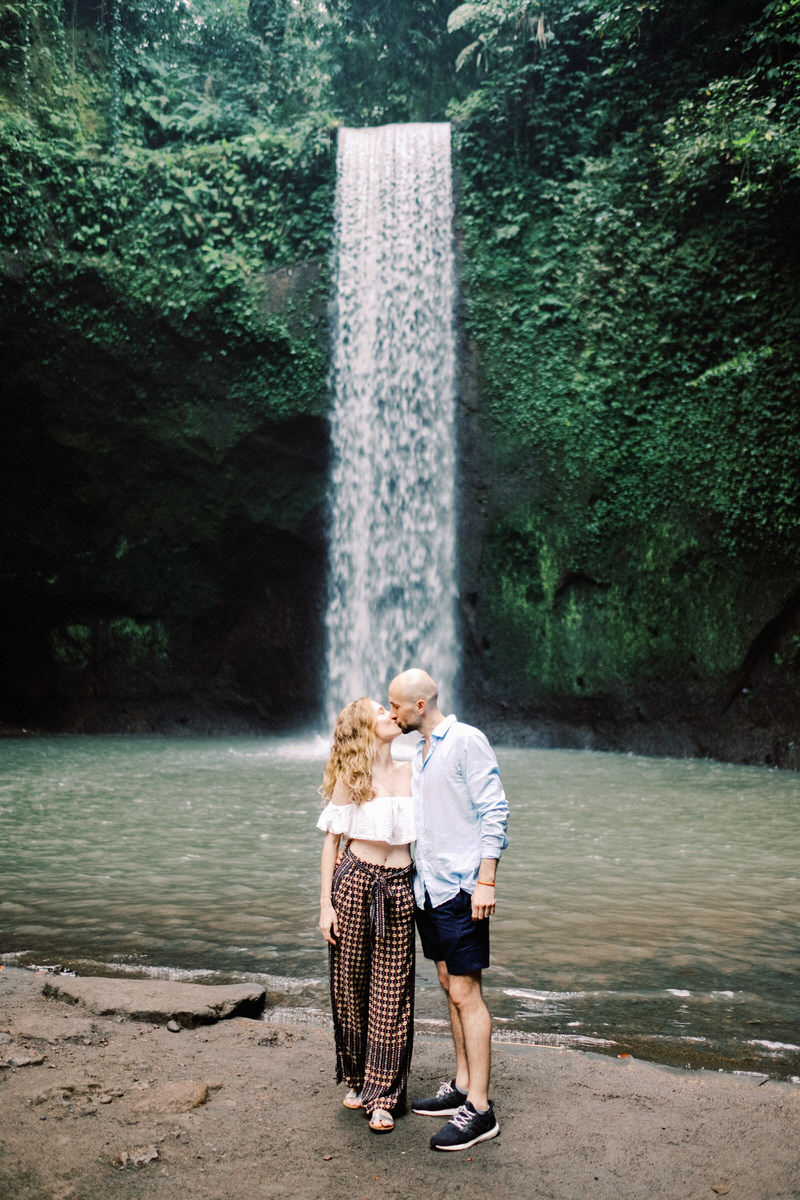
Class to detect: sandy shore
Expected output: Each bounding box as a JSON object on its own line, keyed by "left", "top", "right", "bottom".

{"left": 1, "top": 967, "right": 798, "bottom": 1200}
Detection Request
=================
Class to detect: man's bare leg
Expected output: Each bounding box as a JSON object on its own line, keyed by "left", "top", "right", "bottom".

{"left": 437, "top": 963, "right": 491, "bottom": 1110}
{"left": 437, "top": 960, "right": 469, "bottom": 1093}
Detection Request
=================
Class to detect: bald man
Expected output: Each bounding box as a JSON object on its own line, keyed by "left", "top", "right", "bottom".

{"left": 388, "top": 669, "right": 509, "bottom": 1152}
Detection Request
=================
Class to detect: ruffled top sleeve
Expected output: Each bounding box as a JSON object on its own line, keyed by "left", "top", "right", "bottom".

{"left": 316, "top": 795, "right": 415, "bottom": 845}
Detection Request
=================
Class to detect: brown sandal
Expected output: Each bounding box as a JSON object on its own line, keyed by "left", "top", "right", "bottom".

{"left": 369, "top": 1108, "right": 394, "bottom": 1133}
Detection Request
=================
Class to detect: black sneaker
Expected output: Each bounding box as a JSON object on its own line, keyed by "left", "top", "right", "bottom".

{"left": 412, "top": 1078, "right": 467, "bottom": 1116}
{"left": 430, "top": 1101, "right": 500, "bottom": 1151}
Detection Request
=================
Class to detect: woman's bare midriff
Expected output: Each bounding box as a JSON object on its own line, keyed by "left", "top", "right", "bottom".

{"left": 349, "top": 838, "right": 412, "bottom": 868}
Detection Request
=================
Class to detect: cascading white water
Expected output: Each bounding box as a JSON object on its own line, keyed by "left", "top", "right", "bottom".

{"left": 324, "top": 123, "right": 458, "bottom": 720}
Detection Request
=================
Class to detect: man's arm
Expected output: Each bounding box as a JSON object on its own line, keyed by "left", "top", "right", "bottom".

{"left": 465, "top": 731, "right": 508, "bottom": 920}
{"left": 472, "top": 856, "right": 498, "bottom": 921}
{"left": 466, "top": 731, "right": 509, "bottom": 861}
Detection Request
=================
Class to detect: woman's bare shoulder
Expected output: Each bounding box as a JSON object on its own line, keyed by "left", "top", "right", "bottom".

{"left": 331, "top": 777, "right": 354, "bottom": 807}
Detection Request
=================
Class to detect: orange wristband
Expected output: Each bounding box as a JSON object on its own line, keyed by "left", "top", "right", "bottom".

{"left": 477, "top": 880, "right": 495, "bottom": 886}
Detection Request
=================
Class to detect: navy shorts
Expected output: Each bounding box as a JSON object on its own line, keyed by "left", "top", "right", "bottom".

{"left": 415, "top": 889, "right": 490, "bottom": 975}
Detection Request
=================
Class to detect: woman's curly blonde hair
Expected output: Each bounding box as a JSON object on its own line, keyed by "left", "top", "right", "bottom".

{"left": 319, "top": 697, "right": 376, "bottom": 807}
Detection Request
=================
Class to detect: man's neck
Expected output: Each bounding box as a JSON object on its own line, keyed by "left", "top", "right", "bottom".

{"left": 420, "top": 706, "right": 445, "bottom": 752}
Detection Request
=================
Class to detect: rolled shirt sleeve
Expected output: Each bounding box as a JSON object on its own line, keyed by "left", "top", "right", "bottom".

{"left": 465, "top": 731, "right": 509, "bottom": 861}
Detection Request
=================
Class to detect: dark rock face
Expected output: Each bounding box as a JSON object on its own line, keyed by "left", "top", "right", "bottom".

{"left": 1, "top": 256, "right": 330, "bottom": 733}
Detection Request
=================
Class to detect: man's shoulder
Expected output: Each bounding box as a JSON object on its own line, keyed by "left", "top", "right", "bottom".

{"left": 439, "top": 720, "right": 498, "bottom": 764}
{"left": 448, "top": 718, "right": 492, "bottom": 745}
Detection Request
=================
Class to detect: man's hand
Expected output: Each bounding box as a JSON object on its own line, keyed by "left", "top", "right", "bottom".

{"left": 471, "top": 882, "right": 496, "bottom": 921}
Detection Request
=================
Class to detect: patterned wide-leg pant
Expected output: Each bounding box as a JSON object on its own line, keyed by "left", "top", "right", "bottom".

{"left": 329, "top": 846, "right": 415, "bottom": 1115}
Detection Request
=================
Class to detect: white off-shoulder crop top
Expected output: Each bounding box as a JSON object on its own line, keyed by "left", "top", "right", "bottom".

{"left": 316, "top": 795, "right": 415, "bottom": 846}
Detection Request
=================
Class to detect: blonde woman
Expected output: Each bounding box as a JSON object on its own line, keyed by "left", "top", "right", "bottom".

{"left": 318, "top": 697, "right": 415, "bottom": 1133}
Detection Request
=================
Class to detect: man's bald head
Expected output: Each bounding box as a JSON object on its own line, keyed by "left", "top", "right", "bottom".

{"left": 388, "top": 668, "right": 443, "bottom": 735}
{"left": 390, "top": 668, "right": 438, "bottom": 706}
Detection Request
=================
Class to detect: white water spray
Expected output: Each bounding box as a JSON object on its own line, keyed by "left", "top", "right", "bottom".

{"left": 324, "top": 124, "right": 458, "bottom": 721}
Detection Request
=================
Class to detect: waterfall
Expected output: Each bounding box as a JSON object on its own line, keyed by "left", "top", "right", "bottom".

{"left": 324, "top": 123, "right": 459, "bottom": 721}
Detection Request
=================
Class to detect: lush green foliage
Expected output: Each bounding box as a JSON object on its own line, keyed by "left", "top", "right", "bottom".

{"left": 0, "top": 0, "right": 470, "bottom": 403}
{"left": 448, "top": 0, "right": 800, "bottom": 701}
{"left": 0, "top": 0, "right": 336, "bottom": 400}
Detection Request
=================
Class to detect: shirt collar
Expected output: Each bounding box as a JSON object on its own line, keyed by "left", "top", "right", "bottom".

{"left": 415, "top": 714, "right": 457, "bottom": 759}
{"left": 431, "top": 713, "right": 457, "bottom": 740}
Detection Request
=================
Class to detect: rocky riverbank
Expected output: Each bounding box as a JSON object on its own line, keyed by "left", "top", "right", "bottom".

{"left": 1, "top": 967, "right": 798, "bottom": 1199}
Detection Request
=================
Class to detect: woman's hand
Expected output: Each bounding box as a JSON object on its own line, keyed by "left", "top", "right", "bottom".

{"left": 319, "top": 901, "right": 339, "bottom": 945}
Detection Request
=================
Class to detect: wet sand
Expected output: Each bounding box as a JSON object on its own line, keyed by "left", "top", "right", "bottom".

{"left": 1, "top": 967, "right": 798, "bottom": 1200}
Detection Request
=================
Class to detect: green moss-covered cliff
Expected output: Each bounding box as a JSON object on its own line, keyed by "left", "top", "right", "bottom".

{"left": 452, "top": 0, "right": 800, "bottom": 765}
{"left": 1, "top": 0, "right": 799, "bottom": 763}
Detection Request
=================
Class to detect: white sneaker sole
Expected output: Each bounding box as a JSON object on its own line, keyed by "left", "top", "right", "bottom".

{"left": 412, "top": 1105, "right": 462, "bottom": 1116}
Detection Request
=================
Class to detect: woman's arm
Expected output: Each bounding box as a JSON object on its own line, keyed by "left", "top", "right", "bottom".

{"left": 319, "top": 830, "right": 342, "bottom": 945}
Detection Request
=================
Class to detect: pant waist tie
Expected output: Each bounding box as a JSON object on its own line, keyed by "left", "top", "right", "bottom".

{"left": 369, "top": 874, "right": 392, "bottom": 939}
{"left": 342, "top": 847, "right": 412, "bottom": 939}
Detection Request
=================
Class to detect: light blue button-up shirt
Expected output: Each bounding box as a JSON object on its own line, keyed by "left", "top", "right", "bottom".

{"left": 412, "top": 714, "right": 509, "bottom": 909}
